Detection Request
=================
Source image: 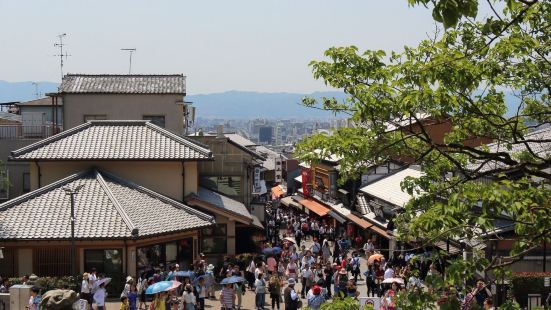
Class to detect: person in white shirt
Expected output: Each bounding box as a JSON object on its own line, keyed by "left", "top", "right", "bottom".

{"left": 383, "top": 265, "right": 395, "bottom": 279}
{"left": 301, "top": 251, "right": 315, "bottom": 268}
{"left": 363, "top": 240, "right": 375, "bottom": 257}
{"left": 300, "top": 264, "right": 314, "bottom": 298}
{"left": 80, "top": 273, "right": 92, "bottom": 307}
{"left": 181, "top": 284, "right": 197, "bottom": 310}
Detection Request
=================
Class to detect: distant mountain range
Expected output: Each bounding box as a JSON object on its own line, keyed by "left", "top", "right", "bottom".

{"left": 0, "top": 80, "right": 521, "bottom": 119}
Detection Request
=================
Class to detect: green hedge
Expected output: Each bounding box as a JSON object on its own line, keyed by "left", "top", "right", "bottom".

{"left": 511, "top": 272, "right": 551, "bottom": 308}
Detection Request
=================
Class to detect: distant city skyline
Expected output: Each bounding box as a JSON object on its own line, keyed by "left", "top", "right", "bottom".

{"left": 0, "top": 1, "right": 441, "bottom": 94}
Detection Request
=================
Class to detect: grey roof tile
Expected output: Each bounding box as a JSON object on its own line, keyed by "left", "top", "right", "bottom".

{"left": 195, "top": 187, "right": 252, "bottom": 220}
{"left": 10, "top": 120, "right": 212, "bottom": 161}
{"left": 59, "top": 74, "right": 185, "bottom": 94}
{"left": 0, "top": 170, "right": 214, "bottom": 240}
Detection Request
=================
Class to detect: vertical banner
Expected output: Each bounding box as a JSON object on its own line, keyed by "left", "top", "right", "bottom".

{"left": 253, "top": 167, "right": 261, "bottom": 194}
{"left": 301, "top": 168, "right": 311, "bottom": 197}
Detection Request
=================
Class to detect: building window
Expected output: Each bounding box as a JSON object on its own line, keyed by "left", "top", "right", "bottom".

{"left": 23, "top": 172, "right": 30, "bottom": 193}
{"left": 84, "top": 249, "right": 123, "bottom": 295}
{"left": 201, "top": 224, "right": 227, "bottom": 254}
{"left": 199, "top": 176, "right": 242, "bottom": 197}
{"left": 143, "top": 115, "right": 166, "bottom": 128}
{"left": 33, "top": 247, "right": 71, "bottom": 277}
{"left": 84, "top": 115, "right": 107, "bottom": 122}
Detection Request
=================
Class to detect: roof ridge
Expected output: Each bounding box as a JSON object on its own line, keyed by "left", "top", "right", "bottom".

{"left": 145, "top": 122, "right": 212, "bottom": 157}
{"left": 10, "top": 122, "right": 92, "bottom": 158}
{"left": 94, "top": 170, "right": 137, "bottom": 236}
{"left": 0, "top": 170, "right": 91, "bottom": 212}
{"left": 64, "top": 73, "right": 184, "bottom": 77}
{"left": 99, "top": 169, "right": 214, "bottom": 222}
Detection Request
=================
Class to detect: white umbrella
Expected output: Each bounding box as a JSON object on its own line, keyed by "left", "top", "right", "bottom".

{"left": 382, "top": 277, "right": 404, "bottom": 285}
{"left": 93, "top": 277, "right": 112, "bottom": 288}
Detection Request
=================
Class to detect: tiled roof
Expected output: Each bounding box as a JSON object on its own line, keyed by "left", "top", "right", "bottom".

{"left": 193, "top": 187, "right": 252, "bottom": 220}
{"left": 10, "top": 120, "right": 212, "bottom": 161}
{"left": 59, "top": 74, "right": 185, "bottom": 94}
{"left": 469, "top": 126, "right": 551, "bottom": 173}
{"left": 0, "top": 170, "right": 214, "bottom": 240}
{"left": 360, "top": 167, "right": 423, "bottom": 207}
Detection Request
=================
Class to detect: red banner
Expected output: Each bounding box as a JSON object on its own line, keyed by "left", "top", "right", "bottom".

{"left": 301, "top": 168, "right": 311, "bottom": 197}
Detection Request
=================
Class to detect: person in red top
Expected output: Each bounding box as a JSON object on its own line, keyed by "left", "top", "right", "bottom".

{"left": 340, "top": 253, "right": 348, "bottom": 271}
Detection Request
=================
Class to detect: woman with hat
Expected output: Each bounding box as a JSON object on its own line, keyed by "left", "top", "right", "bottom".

{"left": 283, "top": 278, "right": 299, "bottom": 310}
{"left": 307, "top": 285, "right": 325, "bottom": 310}
{"left": 121, "top": 276, "right": 133, "bottom": 298}
{"left": 80, "top": 273, "right": 92, "bottom": 309}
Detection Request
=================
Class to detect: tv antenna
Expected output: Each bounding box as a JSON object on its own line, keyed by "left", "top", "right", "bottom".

{"left": 121, "top": 48, "right": 136, "bottom": 74}
{"left": 54, "top": 33, "right": 70, "bottom": 80}
{"left": 32, "top": 82, "right": 40, "bottom": 98}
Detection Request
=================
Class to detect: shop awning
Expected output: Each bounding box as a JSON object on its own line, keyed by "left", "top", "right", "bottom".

{"left": 346, "top": 213, "right": 373, "bottom": 229}
{"left": 271, "top": 186, "right": 285, "bottom": 198}
{"left": 281, "top": 196, "right": 303, "bottom": 210}
{"left": 328, "top": 210, "right": 347, "bottom": 224}
{"left": 369, "top": 225, "right": 392, "bottom": 239}
{"left": 434, "top": 241, "right": 461, "bottom": 255}
{"left": 251, "top": 215, "right": 264, "bottom": 230}
{"left": 299, "top": 199, "right": 331, "bottom": 217}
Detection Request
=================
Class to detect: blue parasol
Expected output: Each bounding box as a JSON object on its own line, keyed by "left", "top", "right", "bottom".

{"left": 262, "top": 247, "right": 282, "bottom": 255}
{"left": 220, "top": 276, "right": 246, "bottom": 285}
{"left": 145, "top": 281, "right": 181, "bottom": 295}
{"left": 171, "top": 271, "right": 195, "bottom": 279}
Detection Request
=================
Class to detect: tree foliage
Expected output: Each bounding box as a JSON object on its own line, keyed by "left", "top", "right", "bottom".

{"left": 298, "top": 0, "right": 549, "bottom": 307}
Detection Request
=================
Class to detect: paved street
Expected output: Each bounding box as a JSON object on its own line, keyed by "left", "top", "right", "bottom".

{"left": 104, "top": 238, "right": 369, "bottom": 309}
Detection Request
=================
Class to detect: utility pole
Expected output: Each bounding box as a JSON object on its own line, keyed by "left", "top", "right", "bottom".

{"left": 121, "top": 48, "right": 136, "bottom": 74}
{"left": 63, "top": 184, "right": 84, "bottom": 278}
{"left": 54, "top": 33, "right": 70, "bottom": 80}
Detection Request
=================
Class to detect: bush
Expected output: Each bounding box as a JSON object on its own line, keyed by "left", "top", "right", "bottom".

{"left": 511, "top": 272, "right": 551, "bottom": 308}
{"left": 8, "top": 276, "right": 79, "bottom": 293}
{"left": 320, "top": 297, "right": 359, "bottom": 310}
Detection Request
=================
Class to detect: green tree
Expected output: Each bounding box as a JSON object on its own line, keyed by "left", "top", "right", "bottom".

{"left": 298, "top": 0, "right": 549, "bottom": 308}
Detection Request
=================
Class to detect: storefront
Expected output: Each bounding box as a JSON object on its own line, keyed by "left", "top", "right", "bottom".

{"left": 136, "top": 238, "right": 195, "bottom": 275}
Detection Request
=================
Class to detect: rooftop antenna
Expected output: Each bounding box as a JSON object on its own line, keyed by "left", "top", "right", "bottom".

{"left": 121, "top": 48, "right": 136, "bottom": 74}
{"left": 54, "top": 33, "right": 70, "bottom": 80}
{"left": 32, "top": 82, "right": 40, "bottom": 98}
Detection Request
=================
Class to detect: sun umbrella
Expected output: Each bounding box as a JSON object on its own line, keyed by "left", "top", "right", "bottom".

{"left": 367, "top": 253, "right": 384, "bottom": 265}
{"left": 220, "top": 276, "right": 246, "bottom": 285}
{"left": 262, "top": 247, "right": 282, "bottom": 255}
{"left": 172, "top": 271, "right": 194, "bottom": 279}
{"left": 283, "top": 237, "right": 296, "bottom": 244}
{"left": 93, "top": 277, "right": 111, "bottom": 288}
{"left": 145, "top": 281, "right": 182, "bottom": 295}
{"left": 382, "top": 277, "right": 404, "bottom": 285}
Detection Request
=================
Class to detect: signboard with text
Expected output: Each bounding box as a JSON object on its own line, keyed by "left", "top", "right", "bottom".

{"left": 301, "top": 168, "right": 311, "bottom": 197}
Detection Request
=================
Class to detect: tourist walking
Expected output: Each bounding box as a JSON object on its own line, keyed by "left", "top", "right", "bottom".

{"left": 283, "top": 279, "right": 300, "bottom": 310}
{"left": 220, "top": 283, "right": 236, "bottom": 310}
{"left": 93, "top": 282, "right": 107, "bottom": 310}
{"left": 80, "top": 273, "right": 92, "bottom": 309}
{"left": 255, "top": 273, "right": 266, "bottom": 310}
{"left": 268, "top": 274, "right": 282, "bottom": 310}
{"left": 181, "top": 284, "right": 196, "bottom": 310}
{"left": 307, "top": 285, "right": 325, "bottom": 310}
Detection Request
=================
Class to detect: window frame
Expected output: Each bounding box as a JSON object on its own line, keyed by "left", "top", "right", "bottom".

{"left": 83, "top": 114, "right": 107, "bottom": 122}
{"left": 200, "top": 224, "right": 227, "bottom": 254}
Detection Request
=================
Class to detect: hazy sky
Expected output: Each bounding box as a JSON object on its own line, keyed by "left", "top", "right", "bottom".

{"left": 0, "top": 1, "right": 438, "bottom": 94}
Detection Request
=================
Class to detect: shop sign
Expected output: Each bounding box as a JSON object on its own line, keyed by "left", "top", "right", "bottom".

{"left": 301, "top": 168, "right": 312, "bottom": 197}
{"left": 253, "top": 167, "right": 261, "bottom": 194}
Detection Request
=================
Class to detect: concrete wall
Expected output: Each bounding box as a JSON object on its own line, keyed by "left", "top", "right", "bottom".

{"left": 19, "top": 106, "right": 63, "bottom": 126}
{"left": 191, "top": 136, "right": 255, "bottom": 206}
{"left": 30, "top": 161, "right": 198, "bottom": 201}
{"left": 62, "top": 94, "right": 184, "bottom": 134}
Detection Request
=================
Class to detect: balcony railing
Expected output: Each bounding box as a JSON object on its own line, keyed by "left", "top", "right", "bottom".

{"left": 0, "top": 124, "right": 62, "bottom": 140}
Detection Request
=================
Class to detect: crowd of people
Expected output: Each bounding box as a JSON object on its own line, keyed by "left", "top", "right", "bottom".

{"left": 0, "top": 201, "right": 540, "bottom": 310}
